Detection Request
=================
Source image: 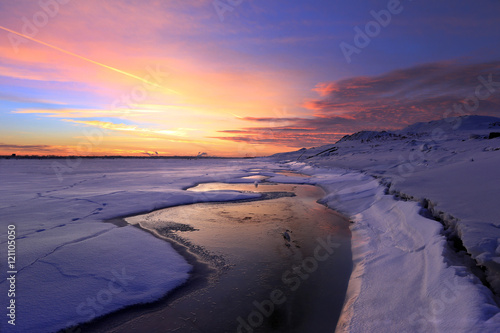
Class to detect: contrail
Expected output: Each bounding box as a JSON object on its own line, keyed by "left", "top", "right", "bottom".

{"left": 228, "top": 112, "right": 244, "bottom": 119}
{"left": 0, "top": 25, "right": 179, "bottom": 94}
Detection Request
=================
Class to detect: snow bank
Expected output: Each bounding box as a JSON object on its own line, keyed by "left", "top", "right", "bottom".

{"left": 272, "top": 115, "right": 500, "bottom": 295}
{"left": 0, "top": 158, "right": 269, "bottom": 332}
{"left": 285, "top": 163, "right": 500, "bottom": 332}
{"left": 269, "top": 116, "right": 500, "bottom": 331}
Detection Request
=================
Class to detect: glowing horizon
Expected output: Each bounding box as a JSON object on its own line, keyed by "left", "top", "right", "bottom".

{"left": 1, "top": 1, "right": 499, "bottom": 157}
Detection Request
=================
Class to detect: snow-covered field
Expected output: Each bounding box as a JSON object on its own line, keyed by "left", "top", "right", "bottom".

{"left": 271, "top": 115, "right": 500, "bottom": 331}
{"left": 0, "top": 158, "right": 268, "bottom": 332}
{"left": 1, "top": 115, "right": 499, "bottom": 332}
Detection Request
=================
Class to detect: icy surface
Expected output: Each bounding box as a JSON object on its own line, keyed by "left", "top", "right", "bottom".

{"left": 270, "top": 115, "right": 500, "bottom": 331}
{"left": 0, "top": 159, "right": 265, "bottom": 332}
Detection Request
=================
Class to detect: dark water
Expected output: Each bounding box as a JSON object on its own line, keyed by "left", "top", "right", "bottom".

{"left": 77, "top": 174, "right": 352, "bottom": 333}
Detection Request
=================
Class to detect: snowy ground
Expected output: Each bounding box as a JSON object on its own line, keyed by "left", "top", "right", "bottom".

{"left": 1, "top": 115, "right": 499, "bottom": 332}
{"left": 0, "top": 158, "right": 270, "bottom": 332}
{"left": 270, "top": 115, "right": 500, "bottom": 332}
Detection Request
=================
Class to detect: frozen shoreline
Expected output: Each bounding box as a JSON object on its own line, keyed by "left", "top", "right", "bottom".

{"left": 269, "top": 116, "right": 500, "bottom": 331}
{"left": 281, "top": 163, "right": 500, "bottom": 332}
{"left": 272, "top": 116, "right": 500, "bottom": 296}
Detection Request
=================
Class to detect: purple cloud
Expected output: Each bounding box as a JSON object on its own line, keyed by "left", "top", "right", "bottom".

{"left": 217, "top": 60, "right": 500, "bottom": 148}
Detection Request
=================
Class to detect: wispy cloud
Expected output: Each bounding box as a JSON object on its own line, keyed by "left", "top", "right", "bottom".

{"left": 13, "top": 108, "right": 162, "bottom": 118}
{"left": 0, "top": 143, "right": 71, "bottom": 155}
{"left": 0, "top": 143, "right": 55, "bottom": 151}
{"left": 0, "top": 93, "right": 66, "bottom": 105}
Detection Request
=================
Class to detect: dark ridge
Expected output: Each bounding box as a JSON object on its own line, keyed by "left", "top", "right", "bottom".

{"left": 305, "top": 146, "right": 338, "bottom": 159}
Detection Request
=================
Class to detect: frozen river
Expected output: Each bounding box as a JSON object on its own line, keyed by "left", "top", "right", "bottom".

{"left": 82, "top": 172, "right": 352, "bottom": 332}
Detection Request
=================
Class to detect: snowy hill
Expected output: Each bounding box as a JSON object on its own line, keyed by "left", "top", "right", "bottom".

{"left": 268, "top": 115, "right": 500, "bottom": 331}
{"left": 272, "top": 115, "right": 500, "bottom": 295}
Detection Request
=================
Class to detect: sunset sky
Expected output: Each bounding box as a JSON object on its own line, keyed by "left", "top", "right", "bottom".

{"left": 1, "top": 0, "right": 500, "bottom": 156}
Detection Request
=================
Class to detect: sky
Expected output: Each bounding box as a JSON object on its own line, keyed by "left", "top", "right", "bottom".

{"left": 1, "top": 0, "right": 500, "bottom": 157}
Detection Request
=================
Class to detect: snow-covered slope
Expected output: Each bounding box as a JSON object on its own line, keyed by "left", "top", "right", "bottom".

{"left": 272, "top": 164, "right": 500, "bottom": 332}
{"left": 271, "top": 115, "right": 500, "bottom": 331}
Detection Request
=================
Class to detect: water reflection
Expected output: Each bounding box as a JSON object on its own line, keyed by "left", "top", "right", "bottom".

{"left": 124, "top": 177, "right": 352, "bottom": 332}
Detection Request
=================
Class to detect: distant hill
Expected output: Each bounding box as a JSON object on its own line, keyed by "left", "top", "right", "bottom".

{"left": 270, "top": 115, "right": 500, "bottom": 160}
